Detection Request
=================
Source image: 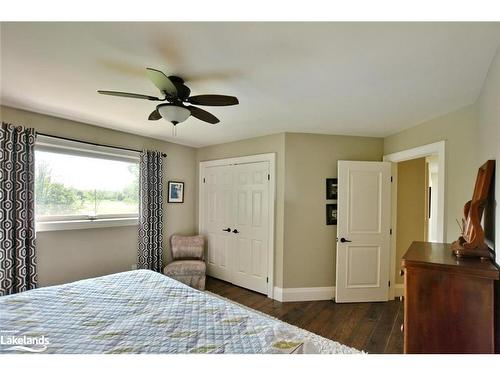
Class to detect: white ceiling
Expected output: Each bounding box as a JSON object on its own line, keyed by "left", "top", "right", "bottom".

{"left": 1, "top": 22, "right": 499, "bottom": 147}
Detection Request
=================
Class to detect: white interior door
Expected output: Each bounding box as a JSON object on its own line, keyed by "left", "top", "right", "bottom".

{"left": 204, "top": 165, "right": 234, "bottom": 281}
{"left": 335, "top": 161, "right": 391, "bottom": 303}
{"left": 201, "top": 158, "right": 272, "bottom": 295}
{"left": 231, "top": 162, "right": 269, "bottom": 294}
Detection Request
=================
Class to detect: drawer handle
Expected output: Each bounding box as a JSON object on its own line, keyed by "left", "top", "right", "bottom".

{"left": 400, "top": 324, "right": 404, "bottom": 333}
{"left": 399, "top": 269, "right": 405, "bottom": 276}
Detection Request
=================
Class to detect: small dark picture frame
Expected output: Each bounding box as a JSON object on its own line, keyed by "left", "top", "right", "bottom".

{"left": 168, "top": 181, "right": 184, "bottom": 203}
{"left": 326, "top": 178, "right": 338, "bottom": 200}
{"left": 326, "top": 204, "right": 337, "bottom": 225}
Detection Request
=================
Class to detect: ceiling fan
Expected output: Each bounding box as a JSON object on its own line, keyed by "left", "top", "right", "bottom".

{"left": 97, "top": 67, "right": 239, "bottom": 127}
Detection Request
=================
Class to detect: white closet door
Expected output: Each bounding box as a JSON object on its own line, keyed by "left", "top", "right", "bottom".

{"left": 201, "top": 159, "right": 271, "bottom": 295}
{"left": 204, "top": 165, "right": 234, "bottom": 281}
{"left": 231, "top": 162, "right": 269, "bottom": 294}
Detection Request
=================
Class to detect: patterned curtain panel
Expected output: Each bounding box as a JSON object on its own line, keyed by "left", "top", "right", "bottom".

{"left": 137, "top": 150, "right": 164, "bottom": 272}
{"left": 0, "top": 122, "right": 37, "bottom": 296}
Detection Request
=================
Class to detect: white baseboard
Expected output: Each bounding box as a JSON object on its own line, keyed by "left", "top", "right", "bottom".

{"left": 273, "top": 285, "right": 403, "bottom": 302}
{"left": 273, "top": 286, "right": 335, "bottom": 302}
{"left": 394, "top": 283, "right": 404, "bottom": 299}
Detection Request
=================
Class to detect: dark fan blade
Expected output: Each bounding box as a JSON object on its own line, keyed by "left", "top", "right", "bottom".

{"left": 98, "top": 90, "right": 160, "bottom": 101}
{"left": 188, "top": 106, "right": 220, "bottom": 124}
{"left": 146, "top": 68, "right": 177, "bottom": 97}
{"left": 187, "top": 95, "right": 239, "bottom": 106}
{"left": 148, "top": 109, "right": 162, "bottom": 121}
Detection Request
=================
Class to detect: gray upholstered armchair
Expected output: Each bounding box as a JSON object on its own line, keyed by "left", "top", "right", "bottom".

{"left": 163, "top": 235, "right": 206, "bottom": 290}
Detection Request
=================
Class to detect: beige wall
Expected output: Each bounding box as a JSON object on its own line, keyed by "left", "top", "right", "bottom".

{"left": 1, "top": 105, "right": 198, "bottom": 286}
{"left": 196, "top": 119, "right": 478, "bottom": 289}
{"left": 36, "top": 227, "right": 138, "bottom": 286}
{"left": 196, "top": 132, "right": 383, "bottom": 289}
{"left": 196, "top": 133, "right": 286, "bottom": 287}
{"left": 395, "top": 158, "right": 426, "bottom": 283}
{"left": 477, "top": 46, "right": 500, "bottom": 264}
{"left": 384, "top": 105, "right": 478, "bottom": 243}
{"left": 283, "top": 133, "right": 384, "bottom": 288}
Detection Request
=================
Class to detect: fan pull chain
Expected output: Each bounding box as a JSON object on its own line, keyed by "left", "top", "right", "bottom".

{"left": 171, "top": 124, "right": 177, "bottom": 137}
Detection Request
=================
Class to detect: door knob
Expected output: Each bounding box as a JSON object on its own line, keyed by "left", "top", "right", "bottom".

{"left": 340, "top": 237, "right": 352, "bottom": 243}
{"left": 232, "top": 229, "right": 239, "bottom": 234}
{"left": 222, "top": 228, "right": 231, "bottom": 232}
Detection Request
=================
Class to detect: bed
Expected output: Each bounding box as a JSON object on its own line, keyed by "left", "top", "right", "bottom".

{"left": 0, "top": 270, "right": 359, "bottom": 354}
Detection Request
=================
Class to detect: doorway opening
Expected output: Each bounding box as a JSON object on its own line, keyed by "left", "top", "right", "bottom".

{"left": 426, "top": 156, "right": 439, "bottom": 242}
{"left": 383, "top": 141, "right": 445, "bottom": 299}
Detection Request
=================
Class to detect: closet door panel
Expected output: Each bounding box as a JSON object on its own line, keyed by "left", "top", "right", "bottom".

{"left": 204, "top": 165, "right": 234, "bottom": 282}
{"left": 201, "top": 159, "right": 272, "bottom": 295}
{"left": 231, "top": 162, "right": 269, "bottom": 294}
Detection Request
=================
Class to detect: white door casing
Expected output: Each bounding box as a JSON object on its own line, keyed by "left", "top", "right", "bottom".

{"left": 335, "top": 161, "right": 391, "bottom": 303}
{"left": 199, "top": 153, "right": 275, "bottom": 298}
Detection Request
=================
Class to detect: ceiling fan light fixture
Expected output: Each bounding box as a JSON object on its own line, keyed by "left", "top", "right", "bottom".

{"left": 157, "top": 104, "right": 191, "bottom": 125}
{"left": 99, "top": 68, "right": 238, "bottom": 125}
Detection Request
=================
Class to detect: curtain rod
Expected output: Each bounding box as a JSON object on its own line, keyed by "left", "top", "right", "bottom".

{"left": 37, "top": 132, "right": 167, "bottom": 157}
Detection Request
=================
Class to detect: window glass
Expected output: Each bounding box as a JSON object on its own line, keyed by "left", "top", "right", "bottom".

{"left": 35, "top": 150, "right": 139, "bottom": 219}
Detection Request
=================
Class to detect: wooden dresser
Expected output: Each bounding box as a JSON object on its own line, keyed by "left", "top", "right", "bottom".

{"left": 402, "top": 241, "right": 499, "bottom": 354}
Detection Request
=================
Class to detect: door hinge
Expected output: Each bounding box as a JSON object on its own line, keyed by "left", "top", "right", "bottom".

{"left": 390, "top": 228, "right": 392, "bottom": 235}
{"left": 267, "top": 174, "right": 270, "bottom": 181}
{"left": 266, "top": 277, "right": 269, "bottom": 283}
{"left": 203, "top": 178, "right": 206, "bottom": 183}
{"left": 388, "top": 281, "right": 391, "bottom": 287}
{"left": 390, "top": 176, "right": 393, "bottom": 182}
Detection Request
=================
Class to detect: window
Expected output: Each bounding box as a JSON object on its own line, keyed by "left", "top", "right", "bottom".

{"left": 35, "top": 135, "right": 139, "bottom": 231}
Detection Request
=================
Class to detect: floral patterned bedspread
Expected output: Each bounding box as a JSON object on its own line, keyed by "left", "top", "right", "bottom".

{"left": 0, "top": 270, "right": 359, "bottom": 354}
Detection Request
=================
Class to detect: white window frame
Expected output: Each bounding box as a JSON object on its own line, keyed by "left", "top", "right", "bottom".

{"left": 35, "top": 135, "right": 140, "bottom": 232}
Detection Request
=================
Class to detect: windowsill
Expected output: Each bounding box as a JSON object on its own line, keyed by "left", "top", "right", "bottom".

{"left": 36, "top": 217, "right": 139, "bottom": 232}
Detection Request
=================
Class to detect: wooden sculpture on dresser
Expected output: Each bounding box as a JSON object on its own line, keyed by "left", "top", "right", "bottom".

{"left": 451, "top": 160, "right": 495, "bottom": 260}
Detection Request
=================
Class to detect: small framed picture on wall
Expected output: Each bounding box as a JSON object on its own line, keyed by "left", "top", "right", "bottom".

{"left": 326, "top": 178, "right": 338, "bottom": 200}
{"left": 326, "top": 203, "right": 337, "bottom": 225}
{"left": 168, "top": 181, "right": 184, "bottom": 203}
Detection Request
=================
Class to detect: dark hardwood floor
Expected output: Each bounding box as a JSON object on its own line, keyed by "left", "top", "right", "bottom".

{"left": 206, "top": 276, "right": 403, "bottom": 354}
